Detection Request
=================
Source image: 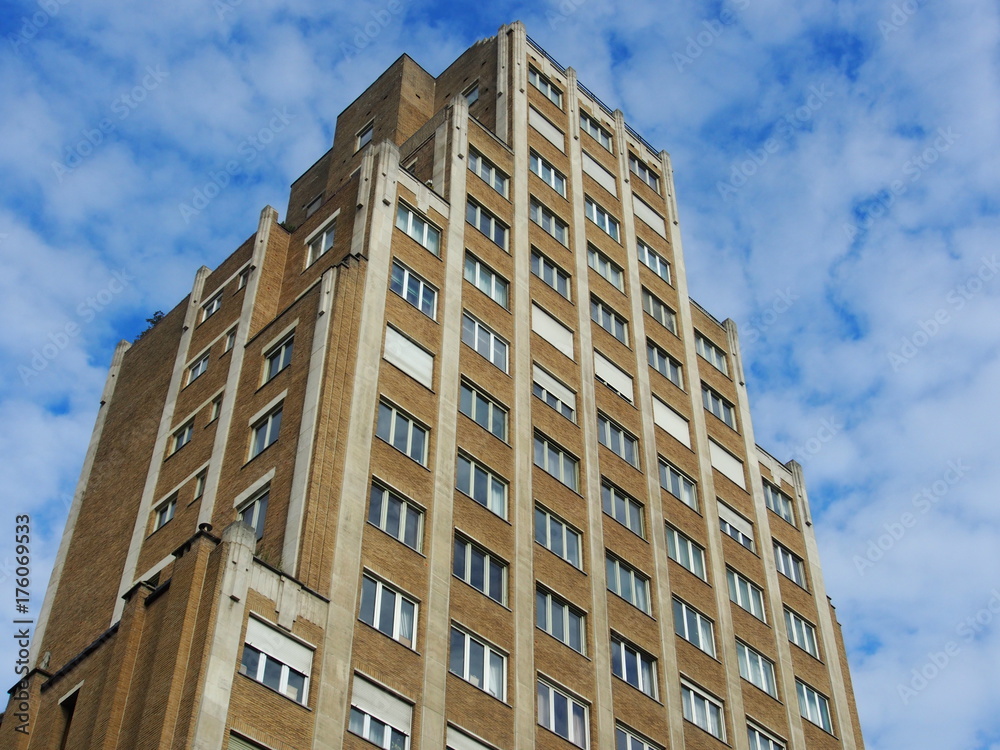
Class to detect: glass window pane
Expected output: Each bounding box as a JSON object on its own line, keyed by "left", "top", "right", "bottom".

{"left": 360, "top": 576, "right": 377, "bottom": 625}
{"left": 378, "top": 587, "right": 396, "bottom": 636}
{"left": 262, "top": 656, "right": 282, "bottom": 691}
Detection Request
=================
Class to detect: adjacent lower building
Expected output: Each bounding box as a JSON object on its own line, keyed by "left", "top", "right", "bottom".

{"left": 0, "top": 21, "right": 865, "bottom": 750}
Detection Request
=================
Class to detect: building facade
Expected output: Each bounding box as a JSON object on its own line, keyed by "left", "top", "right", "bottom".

{"left": 1, "top": 22, "right": 865, "bottom": 750}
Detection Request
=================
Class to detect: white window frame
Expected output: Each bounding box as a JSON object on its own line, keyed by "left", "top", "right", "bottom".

{"left": 250, "top": 405, "right": 282, "bottom": 459}
{"left": 464, "top": 253, "right": 509, "bottom": 308}
{"left": 606, "top": 554, "right": 650, "bottom": 613}
{"left": 659, "top": 458, "right": 698, "bottom": 510}
{"left": 666, "top": 525, "right": 706, "bottom": 580}
{"left": 396, "top": 202, "right": 441, "bottom": 255}
{"left": 376, "top": 401, "right": 428, "bottom": 466}
{"left": 536, "top": 586, "right": 586, "bottom": 654}
{"left": 459, "top": 380, "right": 507, "bottom": 440}
{"left": 468, "top": 148, "right": 508, "bottom": 197}
{"left": 530, "top": 198, "right": 569, "bottom": 246}
{"left": 238, "top": 487, "right": 269, "bottom": 540}
{"left": 390, "top": 260, "right": 437, "bottom": 319}
{"left": 774, "top": 542, "right": 807, "bottom": 588}
{"left": 461, "top": 313, "right": 508, "bottom": 372}
{"left": 239, "top": 642, "right": 309, "bottom": 705}
{"left": 187, "top": 353, "right": 209, "bottom": 385}
{"left": 702, "top": 384, "right": 736, "bottom": 429}
{"left": 466, "top": 198, "right": 508, "bottom": 249}
{"left": 584, "top": 196, "right": 620, "bottom": 241}
{"left": 597, "top": 414, "right": 639, "bottom": 468}
{"left": 763, "top": 482, "right": 795, "bottom": 525}
{"left": 642, "top": 289, "right": 676, "bottom": 334}
{"left": 202, "top": 292, "right": 222, "bottom": 321}
{"left": 681, "top": 682, "right": 725, "bottom": 740}
{"left": 349, "top": 707, "right": 407, "bottom": 750}
{"left": 718, "top": 502, "right": 754, "bottom": 551}
{"left": 590, "top": 297, "right": 628, "bottom": 344}
{"left": 532, "top": 364, "right": 576, "bottom": 422}
{"left": 580, "top": 111, "right": 612, "bottom": 151}
{"left": 307, "top": 221, "right": 336, "bottom": 266}
{"left": 673, "top": 597, "right": 716, "bottom": 657}
{"left": 193, "top": 469, "right": 207, "bottom": 500}
{"left": 637, "top": 239, "right": 671, "bottom": 284}
{"left": 696, "top": 333, "right": 729, "bottom": 375}
{"left": 534, "top": 433, "right": 579, "bottom": 491}
{"left": 456, "top": 453, "right": 507, "bottom": 518}
{"left": 450, "top": 626, "right": 506, "bottom": 700}
{"left": 535, "top": 505, "right": 582, "bottom": 568}
{"left": 785, "top": 608, "right": 819, "bottom": 657}
{"left": 153, "top": 494, "right": 176, "bottom": 530}
{"left": 748, "top": 723, "right": 786, "bottom": 750}
{"left": 453, "top": 534, "right": 507, "bottom": 604}
{"left": 537, "top": 679, "right": 588, "bottom": 748}
{"left": 264, "top": 334, "right": 294, "bottom": 383}
{"left": 737, "top": 641, "right": 777, "bottom": 697}
{"left": 237, "top": 265, "right": 251, "bottom": 289}
{"left": 528, "top": 67, "right": 563, "bottom": 107}
{"left": 615, "top": 724, "right": 660, "bottom": 750}
{"left": 602, "top": 480, "right": 644, "bottom": 537}
{"left": 728, "top": 568, "right": 767, "bottom": 622}
{"left": 304, "top": 195, "right": 322, "bottom": 219}
{"left": 647, "top": 340, "right": 682, "bottom": 387}
{"left": 464, "top": 83, "right": 480, "bottom": 106}
{"left": 587, "top": 245, "right": 624, "bottom": 290}
{"left": 224, "top": 327, "right": 237, "bottom": 352}
{"left": 368, "top": 482, "right": 423, "bottom": 552}
{"left": 531, "top": 248, "right": 571, "bottom": 298}
{"left": 797, "top": 680, "right": 833, "bottom": 732}
{"left": 357, "top": 121, "right": 374, "bottom": 150}
{"left": 629, "top": 154, "right": 660, "bottom": 192}
{"left": 210, "top": 395, "right": 223, "bottom": 421}
{"left": 173, "top": 421, "right": 194, "bottom": 453}
{"left": 611, "top": 634, "right": 657, "bottom": 698}
{"left": 360, "top": 573, "right": 418, "bottom": 648}
{"left": 530, "top": 150, "right": 566, "bottom": 196}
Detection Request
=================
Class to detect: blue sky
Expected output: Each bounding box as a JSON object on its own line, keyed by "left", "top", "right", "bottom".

{"left": 2, "top": 1, "right": 998, "bottom": 747}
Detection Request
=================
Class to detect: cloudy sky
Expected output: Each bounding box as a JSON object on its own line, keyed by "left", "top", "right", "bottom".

{"left": 1, "top": 0, "right": 997, "bottom": 747}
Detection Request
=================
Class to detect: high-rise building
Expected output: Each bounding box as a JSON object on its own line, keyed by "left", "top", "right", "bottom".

{"left": 1, "top": 21, "right": 864, "bottom": 750}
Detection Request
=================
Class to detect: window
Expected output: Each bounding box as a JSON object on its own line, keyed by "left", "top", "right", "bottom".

{"left": 237, "top": 266, "right": 251, "bottom": 289}
{"left": 588, "top": 245, "right": 624, "bottom": 290}
{"left": 464, "top": 83, "right": 480, "bottom": 106}
{"left": 602, "top": 481, "right": 643, "bottom": 537}
{"left": 349, "top": 707, "right": 407, "bottom": 750}
{"left": 536, "top": 506, "right": 581, "bottom": 568}
{"left": 461, "top": 313, "right": 508, "bottom": 372}
{"left": 390, "top": 260, "right": 437, "bottom": 319}
{"left": 797, "top": 680, "right": 833, "bottom": 732}
{"left": 307, "top": 223, "right": 335, "bottom": 265}
{"left": 702, "top": 385, "right": 736, "bottom": 428}
{"left": 453, "top": 535, "right": 506, "bottom": 604}
{"left": 718, "top": 502, "right": 754, "bottom": 551}
{"left": 153, "top": 495, "right": 176, "bottom": 531}
{"left": 528, "top": 67, "right": 563, "bottom": 107}
{"left": 748, "top": 724, "right": 785, "bottom": 750}
{"left": 737, "top": 641, "right": 777, "bottom": 697}
{"left": 681, "top": 683, "right": 724, "bottom": 740}
{"left": 188, "top": 354, "right": 209, "bottom": 384}
{"left": 264, "top": 335, "right": 293, "bottom": 383}
{"left": 360, "top": 573, "right": 417, "bottom": 648}
{"left": 584, "top": 197, "right": 620, "bottom": 241}
{"left": 616, "top": 725, "right": 660, "bottom": 750}
{"left": 468, "top": 148, "right": 508, "bottom": 196}
{"left": 396, "top": 202, "right": 441, "bottom": 255}
{"left": 785, "top": 608, "right": 819, "bottom": 657}
{"left": 384, "top": 326, "right": 434, "bottom": 388}
{"left": 597, "top": 415, "right": 639, "bottom": 468}
{"left": 728, "top": 569, "right": 766, "bottom": 621}
{"left": 636, "top": 240, "right": 671, "bottom": 283}
{"left": 531, "top": 249, "right": 571, "bottom": 298}
{"left": 304, "top": 196, "right": 321, "bottom": 219}
{"left": 202, "top": 292, "right": 222, "bottom": 321}
{"left": 641, "top": 289, "right": 676, "bottom": 333}
{"left": 646, "top": 340, "right": 682, "bottom": 387}
{"left": 658, "top": 459, "right": 697, "bottom": 510}
{"left": 238, "top": 488, "right": 269, "bottom": 540}
{"left": 580, "top": 111, "right": 612, "bottom": 151}
{"left": 173, "top": 421, "right": 194, "bottom": 453}
{"left": 459, "top": 381, "right": 507, "bottom": 440}
{"left": 629, "top": 154, "right": 660, "bottom": 192}
{"left": 763, "top": 482, "right": 795, "bottom": 524}
{"left": 532, "top": 304, "right": 574, "bottom": 359}
{"left": 225, "top": 328, "right": 237, "bottom": 352}
{"left": 457, "top": 454, "right": 507, "bottom": 517}
{"left": 594, "top": 350, "right": 633, "bottom": 403}
{"left": 239, "top": 619, "right": 312, "bottom": 705}
{"left": 376, "top": 401, "right": 428, "bottom": 465}
{"left": 369, "top": 482, "right": 423, "bottom": 551}
{"left": 210, "top": 395, "right": 223, "bottom": 421}
{"left": 537, "top": 679, "right": 588, "bottom": 748}
{"left": 590, "top": 298, "right": 628, "bottom": 344}
{"left": 774, "top": 543, "right": 806, "bottom": 587}
{"left": 357, "top": 121, "right": 374, "bottom": 150}
{"left": 666, "top": 525, "right": 706, "bottom": 580}
{"left": 193, "top": 470, "right": 207, "bottom": 499}
{"left": 534, "top": 433, "right": 579, "bottom": 490}
{"left": 464, "top": 253, "right": 509, "bottom": 308}
{"left": 673, "top": 598, "right": 715, "bottom": 656}
{"left": 611, "top": 635, "right": 657, "bottom": 697}
{"left": 695, "top": 333, "right": 728, "bottom": 374}
{"left": 349, "top": 677, "right": 410, "bottom": 750}
{"left": 532, "top": 364, "right": 576, "bottom": 421}
{"left": 530, "top": 198, "right": 569, "bottom": 246}
{"left": 606, "top": 555, "right": 650, "bottom": 613}
{"left": 466, "top": 198, "right": 508, "bottom": 249}
{"left": 250, "top": 406, "right": 282, "bottom": 458}
{"left": 537, "top": 587, "right": 585, "bottom": 653}
{"left": 530, "top": 151, "right": 566, "bottom": 196}
{"left": 450, "top": 627, "right": 505, "bottom": 699}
